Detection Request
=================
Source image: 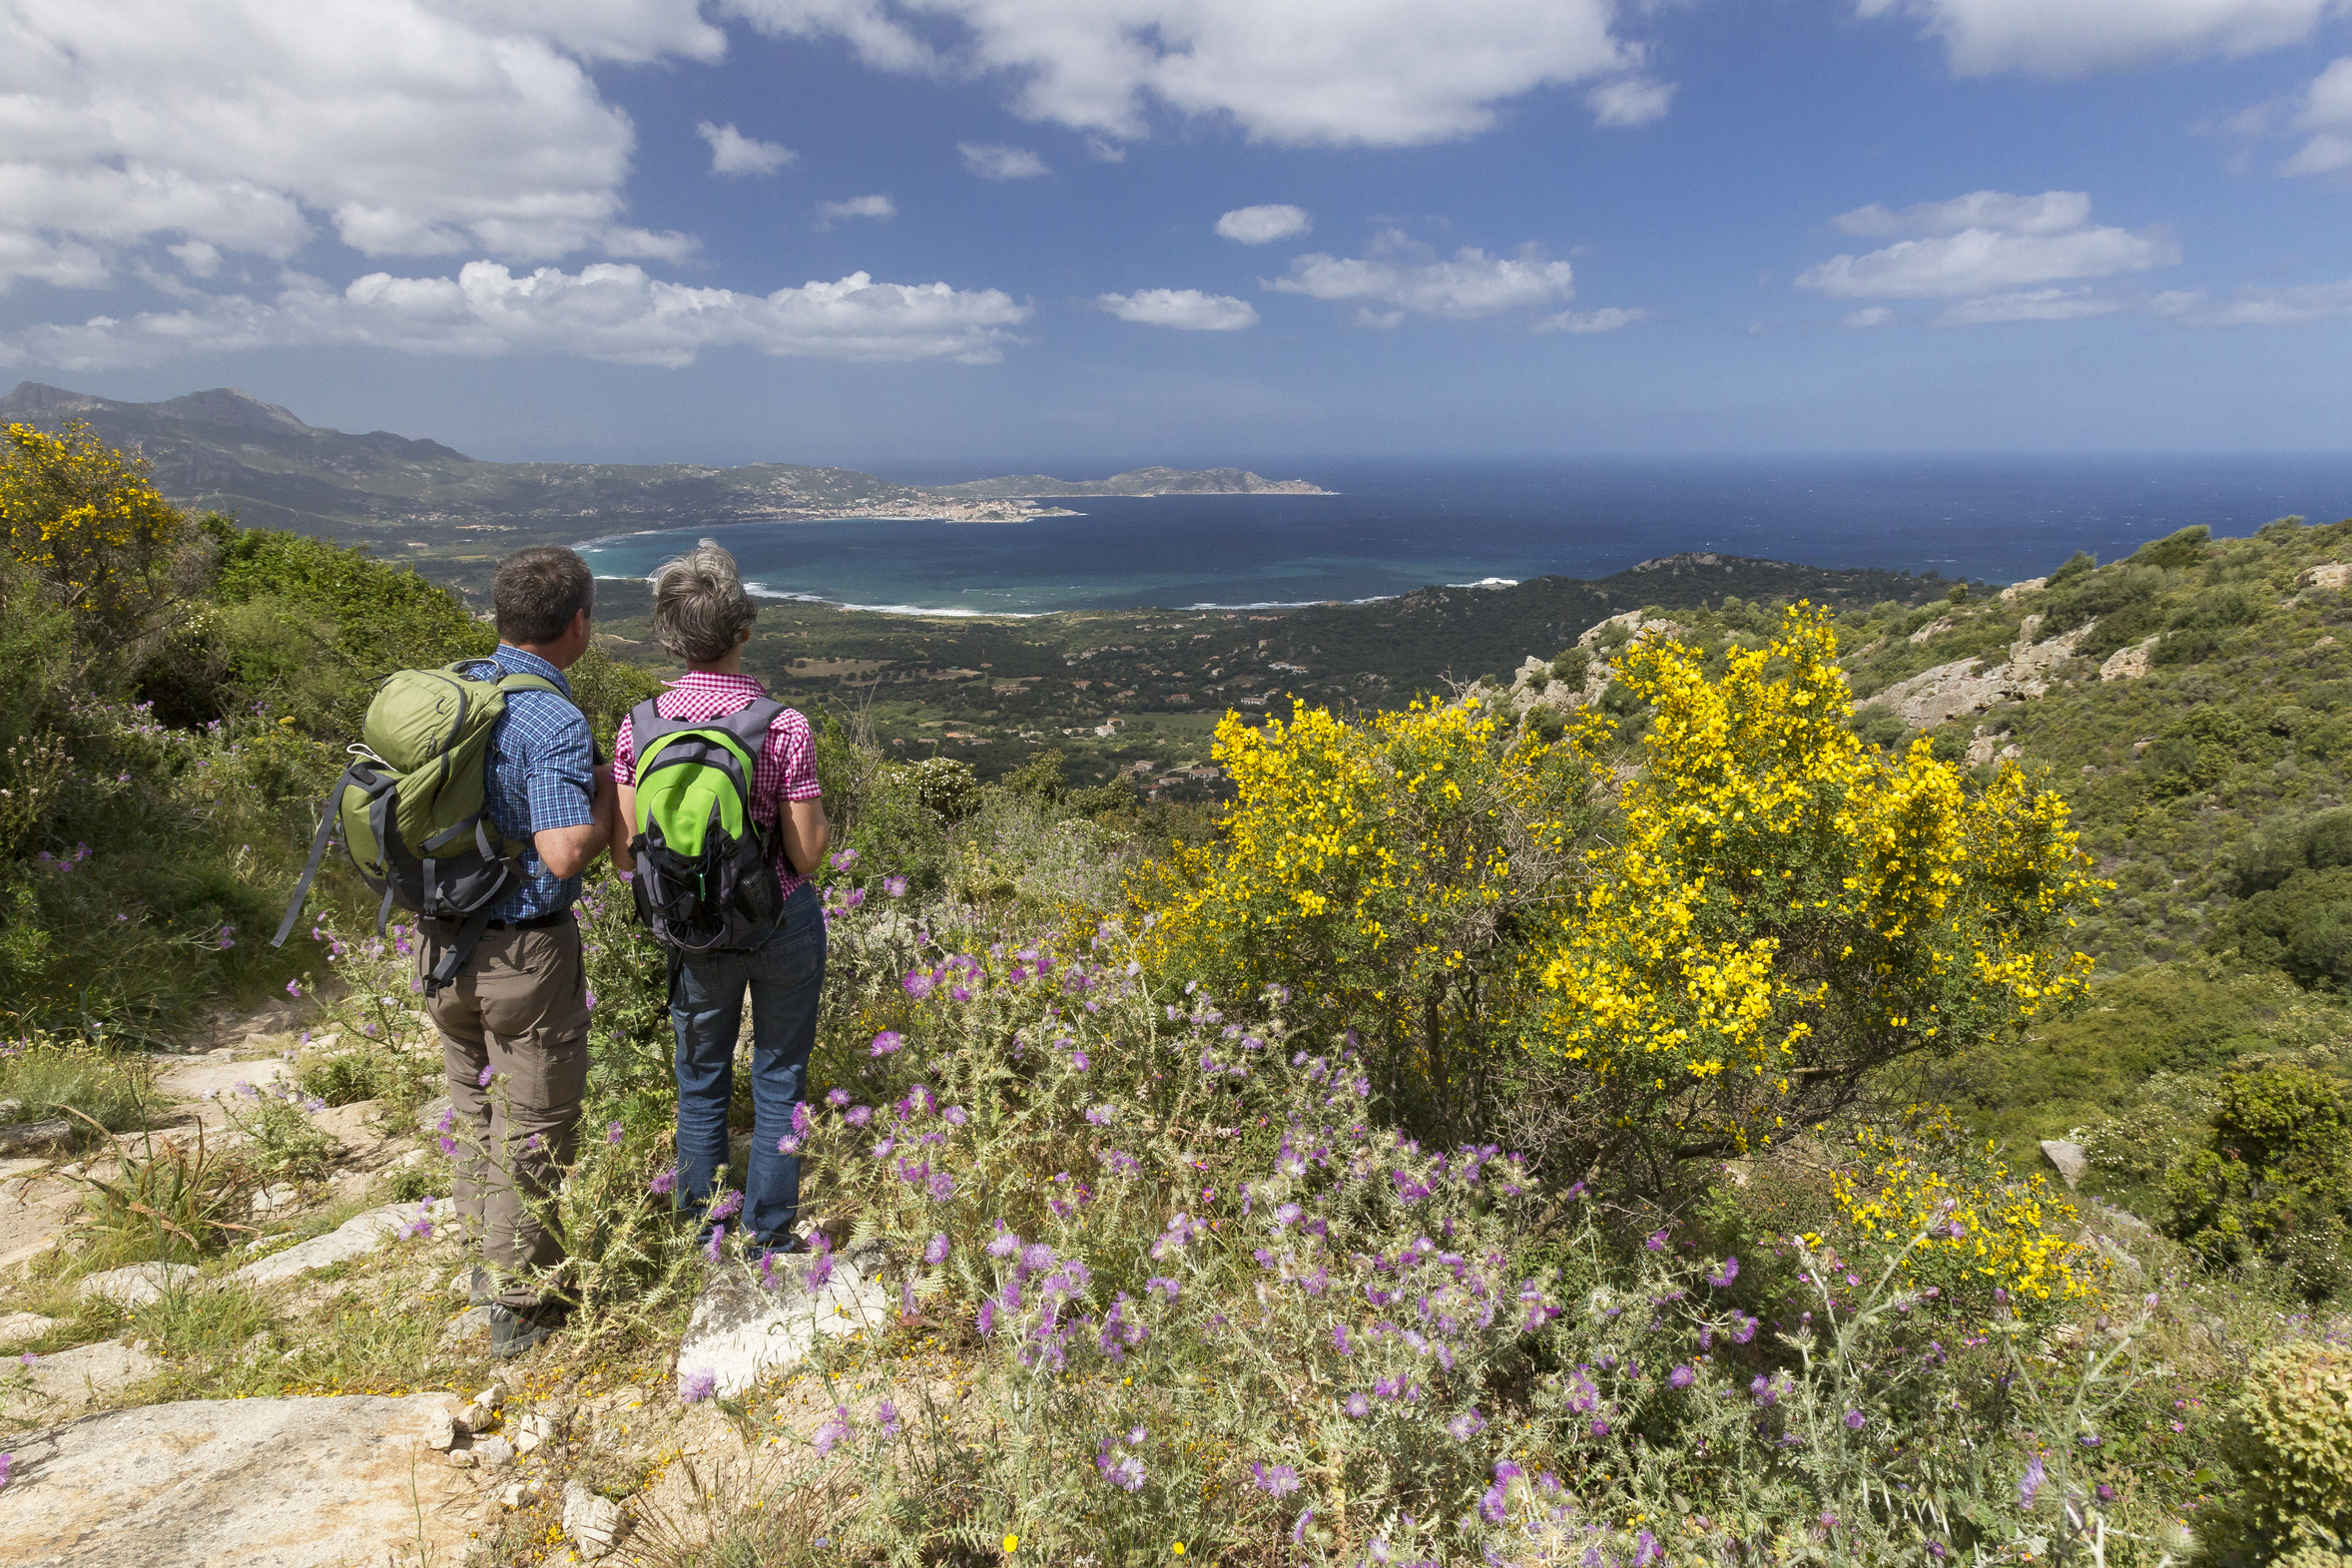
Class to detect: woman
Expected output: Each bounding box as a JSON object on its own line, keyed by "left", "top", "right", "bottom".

{"left": 611, "top": 545, "right": 829, "bottom": 1252}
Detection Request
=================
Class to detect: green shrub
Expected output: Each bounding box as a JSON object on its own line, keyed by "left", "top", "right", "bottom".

{"left": 2218, "top": 868, "right": 2352, "bottom": 988}
{"left": 2163, "top": 1061, "right": 2352, "bottom": 1298}
{"left": 2136, "top": 524, "right": 2212, "bottom": 570}
{"left": 2193, "top": 1341, "right": 2352, "bottom": 1567}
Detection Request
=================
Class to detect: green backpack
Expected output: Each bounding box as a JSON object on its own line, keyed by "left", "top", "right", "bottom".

{"left": 271, "top": 663, "right": 565, "bottom": 993}
{"left": 626, "top": 696, "right": 786, "bottom": 954}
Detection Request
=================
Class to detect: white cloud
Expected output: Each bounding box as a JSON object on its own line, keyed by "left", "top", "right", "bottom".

{"left": 1267, "top": 233, "right": 1576, "bottom": 320}
{"left": 725, "top": 0, "right": 1633, "bottom": 147}
{"left": 0, "top": 0, "right": 724, "bottom": 290}
{"left": 1586, "top": 78, "right": 1676, "bottom": 128}
{"left": 1535, "top": 305, "right": 1647, "bottom": 332}
{"left": 1830, "top": 190, "right": 2092, "bottom": 239}
{"left": 1935, "top": 287, "right": 2125, "bottom": 324}
{"left": 1216, "top": 205, "right": 1313, "bottom": 245}
{"left": 0, "top": 261, "right": 1033, "bottom": 370}
{"left": 1097, "top": 288, "right": 1259, "bottom": 330}
{"left": 699, "top": 122, "right": 799, "bottom": 176}
{"left": 1798, "top": 192, "right": 2176, "bottom": 298}
{"left": 2167, "top": 277, "right": 2352, "bottom": 323}
{"left": 816, "top": 194, "right": 896, "bottom": 230}
{"left": 1855, "top": 0, "right": 2343, "bottom": 76}
{"left": 1844, "top": 305, "right": 1897, "bottom": 327}
{"left": 959, "top": 143, "right": 1051, "bottom": 181}
{"left": 2280, "top": 57, "right": 2352, "bottom": 174}
{"left": 168, "top": 241, "right": 223, "bottom": 278}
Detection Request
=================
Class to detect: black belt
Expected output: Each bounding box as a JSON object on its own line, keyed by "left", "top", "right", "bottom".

{"left": 432, "top": 909, "right": 572, "bottom": 932}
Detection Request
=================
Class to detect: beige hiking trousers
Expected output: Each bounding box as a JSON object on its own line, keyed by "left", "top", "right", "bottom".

{"left": 420, "top": 917, "right": 591, "bottom": 1309}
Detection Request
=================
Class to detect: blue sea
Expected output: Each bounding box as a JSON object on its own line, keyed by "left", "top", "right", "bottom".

{"left": 574, "top": 456, "right": 2352, "bottom": 617}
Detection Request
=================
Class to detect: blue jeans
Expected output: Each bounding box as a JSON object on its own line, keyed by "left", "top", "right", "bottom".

{"left": 671, "top": 881, "right": 825, "bottom": 1248}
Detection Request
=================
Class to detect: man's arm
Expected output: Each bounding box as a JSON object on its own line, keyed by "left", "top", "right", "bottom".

{"left": 536, "top": 762, "right": 615, "bottom": 879}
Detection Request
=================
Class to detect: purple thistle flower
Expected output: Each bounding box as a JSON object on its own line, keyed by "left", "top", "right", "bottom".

{"left": 1707, "top": 1256, "right": 1740, "bottom": 1289}
{"left": 827, "top": 1088, "right": 851, "bottom": 1107}
{"left": 523, "top": 1132, "right": 544, "bottom": 1154}
{"left": 777, "top": 1134, "right": 803, "bottom": 1155}
{"left": 1669, "top": 1364, "right": 1694, "bottom": 1388}
{"left": 476, "top": 1063, "right": 495, "bottom": 1089}
{"left": 1446, "top": 1408, "right": 1486, "bottom": 1441}
{"left": 1252, "top": 1462, "right": 1301, "bottom": 1497}
{"left": 437, "top": 1136, "right": 457, "bottom": 1156}
{"left": 845, "top": 1105, "right": 873, "bottom": 1128}
{"left": 871, "top": 1030, "right": 903, "bottom": 1056}
{"left": 678, "top": 1368, "right": 717, "bottom": 1404}
{"left": 926, "top": 1172, "right": 954, "bottom": 1201}
{"left": 1645, "top": 1229, "right": 1668, "bottom": 1251}
{"left": 1480, "top": 1483, "right": 1508, "bottom": 1524}
{"left": 1145, "top": 1276, "right": 1180, "bottom": 1301}
{"left": 2019, "top": 1456, "right": 2046, "bottom": 1509}
{"left": 1845, "top": 1408, "right": 1867, "bottom": 1430}
{"left": 1750, "top": 1374, "right": 1777, "bottom": 1407}
{"left": 1731, "top": 1313, "right": 1759, "bottom": 1344}
{"left": 1636, "top": 1530, "right": 1660, "bottom": 1565}
{"left": 710, "top": 1190, "right": 744, "bottom": 1223}
{"left": 650, "top": 1166, "right": 678, "bottom": 1197}
{"left": 813, "top": 1405, "right": 854, "bottom": 1455}
{"left": 976, "top": 1298, "right": 997, "bottom": 1335}
{"left": 901, "top": 970, "right": 936, "bottom": 1000}
{"left": 1345, "top": 1392, "right": 1370, "bottom": 1418}
{"left": 944, "top": 1106, "right": 968, "bottom": 1126}
{"left": 883, "top": 875, "right": 907, "bottom": 897}
{"left": 704, "top": 1227, "right": 725, "bottom": 1262}
{"left": 285, "top": 979, "right": 301, "bottom": 997}
{"left": 924, "top": 1233, "right": 950, "bottom": 1266}
{"left": 606, "top": 1121, "right": 624, "bottom": 1144}
{"left": 878, "top": 1399, "right": 901, "bottom": 1436}
{"left": 1070, "top": 1049, "right": 1089, "bottom": 1071}
{"left": 1084, "top": 1104, "right": 1115, "bottom": 1126}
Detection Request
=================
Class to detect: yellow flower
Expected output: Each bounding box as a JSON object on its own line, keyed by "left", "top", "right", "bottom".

{"left": 1172, "top": 1545, "right": 1186, "bottom": 1556}
{"left": 1003, "top": 1535, "right": 1019, "bottom": 1553}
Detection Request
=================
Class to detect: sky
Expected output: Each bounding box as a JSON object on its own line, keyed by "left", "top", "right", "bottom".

{"left": 5, "top": 0, "right": 2352, "bottom": 470}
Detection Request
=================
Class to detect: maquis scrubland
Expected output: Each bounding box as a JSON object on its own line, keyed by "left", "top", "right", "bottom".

{"left": 0, "top": 417, "right": 2348, "bottom": 1568}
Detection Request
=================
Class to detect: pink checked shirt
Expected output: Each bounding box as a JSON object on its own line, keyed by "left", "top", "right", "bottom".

{"left": 612, "top": 672, "right": 822, "bottom": 898}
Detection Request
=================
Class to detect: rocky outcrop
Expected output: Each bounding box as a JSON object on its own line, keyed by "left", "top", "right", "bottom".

{"left": 2000, "top": 577, "right": 2048, "bottom": 603}
{"left": 2300, "top": 562, "right": 2352, "bottom": 592}
{"left": 0, "top": 1395, "right": 478, "bottom": 1568}
{"left": 2099, "top": 637, "right": 2158, "bottom": 683}
{"left": 232, "top": 1200, "right": 444, "bottom": 1290}
{"left": 1869, "top": 619, "right": 2095, "bottom": 730}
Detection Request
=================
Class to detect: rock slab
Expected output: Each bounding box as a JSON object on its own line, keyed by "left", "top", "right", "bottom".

{"left": 0, "top": 1394, "right": 477, "bottom": 1568}
{"left": 676, "top": 1247, "right": 893, "bottom": 1397}
{"left": 22, "top": 1340, "right": 164, "bottom": 1410}
{"left": 76, "top": 1263, "right": 201, "bottom": 1309}
{"left": 231, "top": 1200, "right": 446, "bottom": 1289}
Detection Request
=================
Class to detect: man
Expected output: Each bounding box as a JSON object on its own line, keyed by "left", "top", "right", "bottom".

{"left": 422, "top": 545, "right": 615, "bottom": 1358}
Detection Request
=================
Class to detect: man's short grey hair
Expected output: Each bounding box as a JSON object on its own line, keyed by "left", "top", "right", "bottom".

{"left": 650, "top": 544, "right": 758, "bottom": 663}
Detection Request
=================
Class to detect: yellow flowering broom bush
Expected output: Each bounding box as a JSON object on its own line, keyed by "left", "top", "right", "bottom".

{"left": 1822, "top": 1107, "right": 2104, "bottom": 1317}
{"left": 0, "top": 420, "right": 187, "bottom": 648}
{"left": 1528, "top": 606, "right": 2102, "bottom": 1174}
{"left": 1132, "top": 697, "right": 1595, "bottom": 1136}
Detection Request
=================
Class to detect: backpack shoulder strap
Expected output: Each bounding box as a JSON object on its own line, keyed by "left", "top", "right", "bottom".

{"left": 493, "top": 671, "right": 566, "bottom": 700}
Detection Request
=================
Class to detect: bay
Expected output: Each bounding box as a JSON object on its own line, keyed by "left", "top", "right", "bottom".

{"left": 573, "top": 456, "right": 2352, "bottom": 616}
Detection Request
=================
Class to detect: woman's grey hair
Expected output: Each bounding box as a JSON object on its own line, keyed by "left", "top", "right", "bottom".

{"left": 649, "top": 543, "right": 758, "bottom": 663}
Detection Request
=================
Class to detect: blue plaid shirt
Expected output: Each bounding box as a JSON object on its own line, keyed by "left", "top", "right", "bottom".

{"left": 466, "top": 646, "right": 596, "bottom": 921}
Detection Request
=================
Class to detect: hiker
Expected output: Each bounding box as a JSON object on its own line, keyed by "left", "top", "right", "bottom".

{"left": 424, "top": 546, "right": 615, "bottom": 1355}
{"left": 610, "top": 544, "right": 829, "bottom": 1254}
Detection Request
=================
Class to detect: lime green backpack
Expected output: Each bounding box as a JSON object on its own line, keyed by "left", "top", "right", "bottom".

{"left": 271, "top": 663, "right": 565, "bottom": 993}
{"left": 626, "top": 697, "right": 786, "bottom": 953}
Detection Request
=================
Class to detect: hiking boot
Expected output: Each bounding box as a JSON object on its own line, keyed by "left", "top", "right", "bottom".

{"left": 488, "top": 1303, "right": 567, "bottom": 1359}
{"left": 468, "top": 1267, "right": 491, "bottom": 1307}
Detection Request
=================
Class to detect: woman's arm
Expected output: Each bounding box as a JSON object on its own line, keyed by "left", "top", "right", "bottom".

{"left": 610, "top": 779, "right": 637, "bottom": 873}
{"left": 779, "top": 796, "right": 830, "bottom": 877}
